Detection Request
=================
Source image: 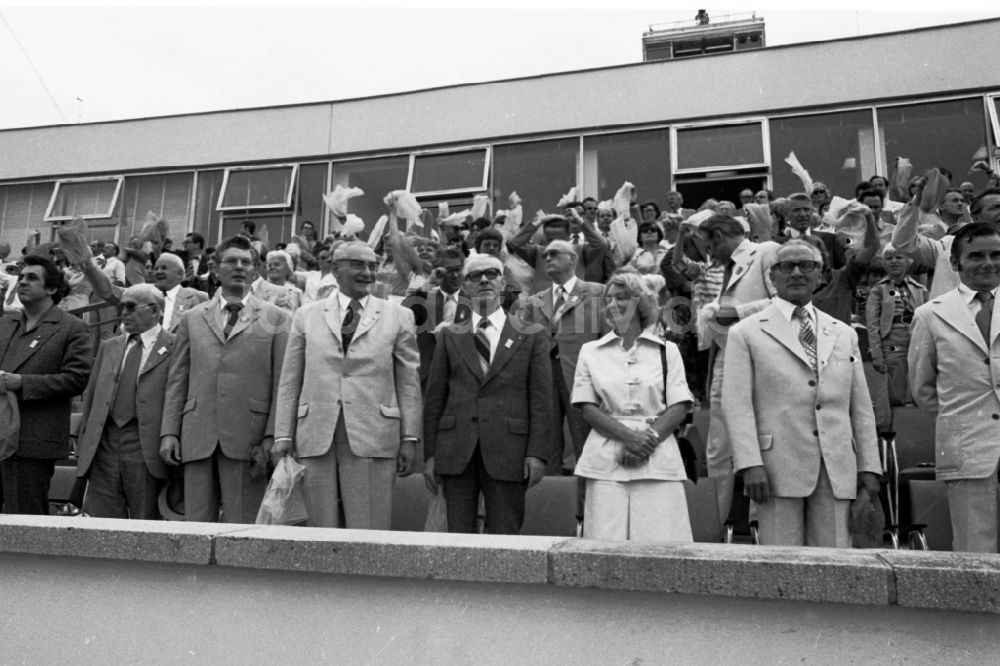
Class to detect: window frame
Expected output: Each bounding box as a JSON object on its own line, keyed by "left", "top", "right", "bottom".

{"left": 216, "top": 163, "right": 299, "bottom": 212}
{"left": 406, "top": 145, "right": 491, "bottom": 197}
{"left": 44, "top": 176, "right": 124, "bottom": 222}
{"left": 671, "top": 117, "right": 770, "bottom": 175}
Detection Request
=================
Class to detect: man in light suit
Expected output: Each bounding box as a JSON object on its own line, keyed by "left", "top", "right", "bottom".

{"left": 273, "top": 242, "right": 421, "bottom": 529}
{"left": 909, "top": 222, "right": 1000, "bottom": 552}
{"left": 723, "top": 240, "right": 881, "bottom": 547}
{"left": 76, "top": 284, "right": 174, "bottom": 519}
{"left": 423, "top": 254, "right": 553, "bottom": 534}
{"left": 519, "top": 239, "right": 607, "bottom": 516}
{"left": 697, "top": 214, "right": 780, "bottom": 522}
{"left": 160, "top": 235, "right": 290, "bottom": 523}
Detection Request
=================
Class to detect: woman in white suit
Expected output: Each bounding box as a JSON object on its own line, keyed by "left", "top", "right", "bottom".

{"left": 571, "top": 269, "right": 694, "bottom": 542}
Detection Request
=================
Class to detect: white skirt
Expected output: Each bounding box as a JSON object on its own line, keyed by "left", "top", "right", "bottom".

{"left": 583, "top": 478, "right": 692, "bottom": 543}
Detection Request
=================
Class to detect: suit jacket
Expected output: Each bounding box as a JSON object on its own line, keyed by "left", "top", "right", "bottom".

{"left": 76, "top": 329, "right": 175, "bottom": 479}
{"left": 161, "top": 294, "right": 290, "bottom": 462}
{"left": 401, "top": 289, "right": 469, "bottom": 385}
{"left": 909, "top": 288, "right": 1000, "bottom": 481}
{"left": 165, "top": 286, "right": 208, "bottom": 333}
{"left": 253, "top": 279, "right": 302, "bottom": 313}
{"left": 508, "top": 224, "right": 614, "bottom": 294}
{"left": 706, "top": 238, "right": 780, "bottom": 352}
{"left": 865, "top": 277, "right": 927, "bottom": 359}
{"left": 519, "top": 280, "right": 608, "bottom": 389}
{"left": 424, "top": 313, "right": 553, "bottom": 482}
{"left": 723, "top": 302, "right": 881, "bottom": 500}
{"left": 275, "top": 293, "right": 421, "bottom": 459}
{"left": 0, "top": 307, "right": 92, "bottom": 459}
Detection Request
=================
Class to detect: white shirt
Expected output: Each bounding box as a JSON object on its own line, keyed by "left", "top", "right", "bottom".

{"left": 957, "top": 283, "right": 999, "bottom": 317}
{"left": 772, "top": 297, "right": 817, "bottom": 342}
{"left": 101, "top": 256, "right": 126, "bottom": 284}
{"left": 337, "top": 291, "right": 370, "bottom": 323}
{"left": 161, "top": 284, "right": 182, "bottom": 330}
{"left": 438, "top": 288, "right": 460, "bottom": 323}
{"left": 470, "top": 308, "right": 506, "bottom": 361}
{"left": 218, "top": 293, "right": 252, "bottom": 330}
{"left": 120, "top": 324, "right": 163, "bottom": 374}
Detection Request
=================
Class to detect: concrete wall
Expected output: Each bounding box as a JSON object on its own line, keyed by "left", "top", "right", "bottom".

{"left": 1, "top": 517, "right": 998, "bottom": 662}
{"left": 1, "top": 19, "right": 999, "bottom": 181}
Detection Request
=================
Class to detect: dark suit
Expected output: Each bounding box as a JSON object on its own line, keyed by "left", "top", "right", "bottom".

{"left": 424, "top": 312, "right": 553, "bottom": 534}
{"left": 0, "top": 307, "right": 92, "bottom": 514}
{"left": 402, "top": 289, "right": 468, "bottom": 387}
{"left": 76, "top": 328, "right": 175, "bottom": 519}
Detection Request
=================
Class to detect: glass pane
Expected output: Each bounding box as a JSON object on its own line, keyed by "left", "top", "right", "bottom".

{"left": 121, "top": 173, "right": 194, "bottom": 244}
{"left": 296, "top": 163, "right": 327, "bottom": 235}
{"left": 195, "top": 170, "right": 224, "bottom": 245}
{"left": 331, "top": 156, "right": 410, "bottom": 238}
{"left": 676, "top": 123, "right": 764, "bottom": 170}
{"left": 0, "top": 182, "right": 54, "bottom": 251}
{"left": 493, "top": 138, "right": 578, "bottom": 220}
{"left": 221, "top": 214, "right": 294, "bottom": 247}
{"left": 769, "top": 110, "right": 876, "bottom": 199}
{"left": 221, "top": 167, "right": 294, "bottom": 208}
{"left": 584, "top": 129, "right": 670, "bottom": 207}
{"left": 411, "top": 150, "right": 487, "bottom": 193}
{"left": 878, "top": 98, "right": 990, "bottom": 193}
{"left": 50, "top": 180, "right": 119, "bottom": 218}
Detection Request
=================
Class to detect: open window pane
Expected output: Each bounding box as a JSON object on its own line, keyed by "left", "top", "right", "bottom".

{"left": 493, "top": 138, "right": 578, "bottom": 221}
{"left": 46, "top": 178, "right": 122, "bottom": 220}
{"left": 770, "top": 110, "right": 876, "bottom": 199}
{"left": 330, "top": 156, "right": 409, "bottom": 238}
{"left": 583, "top": 129, "right": 670, "bottom": 206}
{"left": 676, "top": 123, "right": 764, "bottom": 170}
{"left": 410, "top": 149, "right": 488, "bottom": 194}
{"left": 877, "top": 98, "right": 990, "bottom": 192}
{"left": 219, "top": 165, "right": 296, "bottom": 210}
{"left": 220, "top": 214, "right": 295, "bottom": 248}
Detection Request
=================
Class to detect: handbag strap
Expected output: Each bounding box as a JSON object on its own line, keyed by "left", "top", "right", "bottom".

{"left": 659, "top": 342, "right": 667, "bottom": 405}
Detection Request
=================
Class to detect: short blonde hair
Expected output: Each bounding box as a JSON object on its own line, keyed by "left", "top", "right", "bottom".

{"left": 603, "top": 268, "right": 659, "bottom": 330}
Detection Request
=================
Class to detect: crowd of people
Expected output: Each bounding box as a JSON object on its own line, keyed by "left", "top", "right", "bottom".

{"left": 1, "top": 159, "right": 1000, "bottom": 553}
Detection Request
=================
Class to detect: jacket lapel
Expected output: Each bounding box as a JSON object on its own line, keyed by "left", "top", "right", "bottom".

{"left": 140, "top": 329, "right": 173, "bottom": 376}
{"left": 202, "top": 296, "right": 226, "bottom": 344}
{"left": 5, "top": 308, "right": 63, "bottom": 372}
{"left": 760, "top": 310, "right": 813, "bottom": 371}
{"left": 351, "top": 298, "right": 383, "bottom": 344}
{"left": 107, "top": 335, "right": 127, "bottom": 378}
{"left": 934, "top": 290, "right": 988, "bottom": 354}
{"left": 815, "top": 311, "right": 837, "bottom": 372}
{"left": 227, "top": 297, "right": 259, "bottom": 340}
{"left": 454, "top": 321, "right": 485, "bottom": 382}
{"left": 322, "top": 293, "right": 343, "bottom": 345}
{"left": 539, "top": 289, "right": 554, "bottom": 324}
{"left": 483, "top": 319, "right": 527, "bottom": 384}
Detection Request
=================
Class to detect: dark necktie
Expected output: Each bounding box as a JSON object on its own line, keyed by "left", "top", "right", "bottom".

{"left": 342, "top": 299, "right": 362, "bottom": 351}
{"left": 720, "top": 259, "right": 736, "bottom": 294}
{"left": 975, "top": 291, "right": 994, "bottom": 345}
{"left": 552, "top": 286, "right": 567, "bottom": 335}
{"left": 474, "top": 319, "right": 491, "bottom": 375}
{"left": 110, "top": 335, "right": 142, "bottom": 427}
{"left": 223, "top": 302, "right": 243, "bottom": 340}
{"left": 794, "top": 306, "right": 818, "bottom": 373}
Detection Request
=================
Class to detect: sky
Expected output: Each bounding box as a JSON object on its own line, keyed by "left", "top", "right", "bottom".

{"left": 1, "top": 2, "right": 998, "bottom": 130}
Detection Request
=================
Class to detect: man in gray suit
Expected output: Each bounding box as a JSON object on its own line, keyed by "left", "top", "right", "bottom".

{"left": 76, "top": 284, "right": 174, "bottom": 519}
{"left": 273, "top": 242, "right": 422, "bottom": 529}
{"left": 160, "top": 235, "right": 290, "bottom": 523}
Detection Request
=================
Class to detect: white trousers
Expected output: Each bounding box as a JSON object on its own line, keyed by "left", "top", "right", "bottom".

{"left": 583, "top": 479, "right": 693, "bottom": 543}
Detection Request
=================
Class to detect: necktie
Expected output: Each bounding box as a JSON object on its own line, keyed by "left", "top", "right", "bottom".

{"left": 975, "top": 291, "right": 994, "bottom": 345}
{"left": 720, "top": 260, "right": 736, "bottom": 294}
{"left": 342, "top": 298, "right": 362, "bottom": 351}
{"left": 794, "top": 306, "right": 818, "bottom": 373}
{"left": 474, "top": 319, "right": 491, "bottom": 375}
{"left": 110, "top": 335, "right": 142, "bottom": 427}
{"left": 223, "top": 302, "right": 243, "bottom": 340}
{"left": 443, "top": 294, "right": 457, "bottom": 323}
{"left": 552, "top": 286, "right": 567, "bottom": 335}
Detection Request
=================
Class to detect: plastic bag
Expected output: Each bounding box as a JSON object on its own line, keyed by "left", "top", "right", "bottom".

{"left": 255, "top": 456, "right": 308, "bottom": 526}
{"left": 423, "top": 488, "right": 448, "bottom": 532}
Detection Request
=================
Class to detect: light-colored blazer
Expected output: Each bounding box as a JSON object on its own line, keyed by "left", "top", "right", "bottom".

{"left": 165, "top": 286, "right": 208, "bottom": 333}
{"left": 909, "top": 288, "right": 1000, "bottom": 481}
{"left": 705, "top": 238, "right": 780, "bottom": 351}
{"left": 253, "top": 279, "right": 302, "bottom": 313}
{"left": 723, "top": 302, "right": 881, "bottom": 500}
{"left": 77, "top": 329, "right": 175, "bottom": 480}
{"left": 520, "top": 279, "right": 608, "bottom": 390}
{"left": 161, "top": 294, "right": 290, "bottom": 462}
{"left": 274, "top": 292, "right": 422, "bottom": 459}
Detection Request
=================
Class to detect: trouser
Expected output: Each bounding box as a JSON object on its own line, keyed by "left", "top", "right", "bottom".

{"left": 443, "top": 444, "right": 527, "bottom": 535}
{"left": 754, "top": 461, "right": 851, "bottom": 548}
{"left": 83, "top": 420, "right": 162, "bottom": 520}
{"left": 184, "top": 445, "right": 266, "bottom": 523}
{"left": 0, "top": 455, "right": 55, "bottom": 515}
{"left": 583, "top": 478, "right": 692, "bottom": 543}
{"left": 706, "top": 350, "right": 735, "bottom": 522}
{"left": 946, "top": 468, "right": 1000, "bottom": 553}
{"left": 299, "top": 415, "right": 396, "bottom": 530}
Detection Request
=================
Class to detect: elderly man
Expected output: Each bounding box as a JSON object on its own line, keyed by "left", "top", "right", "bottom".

{"left": 76, "top": 284, "right": 174, "bottom": 519}
{"left": 0, "top": 256, "right": 92, "bottom": 514}
{"left": 160, "top": 235, "right": 290, "bottom": 523}
{"left": 723, "top": 240, "right": 881, "bottom": 547}
{"left": 273, "top": 242, "right": 421, "bottom": 529}
{"left": 782, "top": 193, "right": 843, "bottom": 269}
{"left": 909, "top": 222, "right": 1000, "bottom": 552}
{"left": 423, "top": 254, "right": 553, "bottom": 534}
{"left": 508, "top": 212, "right": 612, "bottom": 292}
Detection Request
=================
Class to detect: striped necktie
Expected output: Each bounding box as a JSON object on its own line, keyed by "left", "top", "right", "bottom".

{"left": 474, "top": 319, "right": 491, "bottom": 375}
{"left": 794, "top": 306, "right": 817, "bottom": 373}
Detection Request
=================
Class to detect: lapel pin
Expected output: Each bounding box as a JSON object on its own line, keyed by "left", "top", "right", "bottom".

{"left": 157, "top": 347, "right": 167, "bottom": 355}
{"left": 29, "top": 339, "right": 38, "bottom": 349}
{"left": 504, "top": 339, "right": 513, "bottom": 348}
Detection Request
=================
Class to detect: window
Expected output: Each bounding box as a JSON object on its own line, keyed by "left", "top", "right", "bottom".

{"left": 408, "top": 147, "right": 490, "bottom": 196}
{"left": 194, "top": 170, "right": 225, "bottom": 243}
{"left": 877, "top": 98, "right": 990, "bottom": 191}
{"left": 0, "top": 182, "right": 55, "bottom": 251}
{"left": 769, "top": 110, "right": 877, "bottom": 199}
{"left": 330, "top": 156, "right": 410, "bottom": 238}
{"left": 120, "top": 173, "right": 194, "bottom": 244}
{"left": 492, "top": 138, "right": 579, "bottom": 220}
{"left": 674, "top": 121, "right": 766, "bottom": 172}
{"left": 218, "top": 164, "right": 297, "bottom": 210}
{"left": 296, "top": 163, "right": 328, "bottom": 235}
{"left": 45, "top": 177, "right": 123, "bottom": 221}
{"left": 583, "top": 130, "right": 670, "bottom": 206}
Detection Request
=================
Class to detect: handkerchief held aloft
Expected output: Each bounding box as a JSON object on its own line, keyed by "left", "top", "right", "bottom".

{"left": 437, "top": 202, "right": 450, "bottom": 219}
{"left": 597, "top": 199, "right": 614, "bottom": 212}
{"left": 556, "top": 186, "right": 579, "bottom": 209}
{"left": 385, "top": 190, "right": 423, "bottom": 229}
{"left": 508, "top": 192, "right": 522, "bottom": 208}
{"left": 471, "top": 194, "right": 490, "bottom": 220}
{"left": 139, "top": 211, "right": 169, "bottom": 246}
{"left": 919, "top": 168, "right": 950, "bottom": 213}
{"left": 258, "top": 224, "right": 270, "bottom": 249}
{"left": 825, "top": 196, "right": 869, "bottom": 247}
{"left": 678, "top": 208, "right": 716, "bottom": 230}
{"left": 56, "top": 216, "right": 93, "bottom": 267}
{"left": 441, "top": 210, "right": 471, "bottom": 227}
{"left": 613, "top": 182, "right": 635, "bottom": 219}
{"left": 367, "top": 215, "right": 389, "bottom": 248}
{"left": 341, "top": 214, "right": 365, "bottom": 239}
{"left": 323, "top": 185, "right": 365, "bottom": 218}
{"left": 891, "top": 157, "right": 913, "bottom": 202}
{"left": 784, "top": 152, "right": 813, "bottom": 194}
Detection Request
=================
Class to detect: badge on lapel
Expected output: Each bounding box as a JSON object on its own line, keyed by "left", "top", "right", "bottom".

{"left": 157, "top": 346, "right": 167, "bottom": 355}
{"left": 504, "top": 339, "right": 513, "bottom": 349}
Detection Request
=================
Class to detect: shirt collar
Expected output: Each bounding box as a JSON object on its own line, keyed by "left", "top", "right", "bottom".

{"left": 135, "top": 324, "right": 162, "bottom": 348}
{"left": 553, "top": 276, "right": 577, "bottom": 299}
{"left": 219, "top": 292, "right": 251, "bottom": 312}
{"left": 957, "top": 282, "right": 999, "bottom": 305}
{"left": 773, "top": 297, "right": 816, "bottom": 323}
{"left": 164, "top": 284, "right": 181, "bottom": 299}
{"left": 337, "top": 290, "right": 370, "bottom": 312}
{"left": 594, "top": 326, "right": 665, "bottom": 349}
{"left": 471, "top": 308, "right": 506, "bottom": 331}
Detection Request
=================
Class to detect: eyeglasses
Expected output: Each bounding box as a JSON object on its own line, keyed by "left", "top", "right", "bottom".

{"left": 464, "top": 268, "right": 502, "bottom": 282}
{"left": 774, "top": 260, "right": 820, "bottom": 274}
{"left": 121, "top": 302, "right": 156, "bottom": 313}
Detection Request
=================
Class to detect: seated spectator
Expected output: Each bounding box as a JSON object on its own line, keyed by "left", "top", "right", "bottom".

{"left": 572, "top": 269, "right": 694, "bottom": 542}
{"left": 629, "top": 222, "right": 668, "bottom": 275}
